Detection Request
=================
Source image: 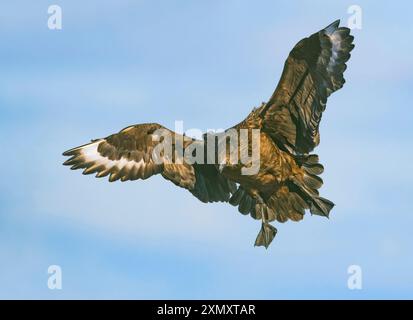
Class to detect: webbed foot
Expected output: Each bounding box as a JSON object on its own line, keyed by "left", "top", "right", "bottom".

{"left": 254, "top": 222, "right": 277, "bottom": 249}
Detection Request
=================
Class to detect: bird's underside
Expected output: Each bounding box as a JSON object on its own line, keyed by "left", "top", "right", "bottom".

{"left": 63, "top": 20, "right": 354, "bottom": 248}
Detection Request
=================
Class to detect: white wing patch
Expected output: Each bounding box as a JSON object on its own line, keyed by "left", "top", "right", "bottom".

{"left": 326, "top": 32, "right": 344, "bottom": 73}
{"left": 63, "top": 140, "right": 152, "bottom": 182}
{"left": 316, "top": 21, "right": 353, "bottom": 94}
{"left": 82, "top": 141, "right": 145, "bottom": 172}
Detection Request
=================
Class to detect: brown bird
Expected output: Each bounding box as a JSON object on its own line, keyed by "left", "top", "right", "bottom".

{"left": 63, "top": 20, "right": 354, "bottom": 248}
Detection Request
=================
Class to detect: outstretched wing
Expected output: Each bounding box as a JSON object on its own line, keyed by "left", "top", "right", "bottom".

{"left": 62, "top": 123, "right": 235, "bottom": 202}
{"left": 261, "top": 20, "right": 354, "bottom": 154}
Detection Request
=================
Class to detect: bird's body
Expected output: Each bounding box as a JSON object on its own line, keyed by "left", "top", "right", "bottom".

{"left": 224, "top": 106, "right": 300, "bottom": 195}
{"left": 63, "top": 20, "right": 355, "bottom": 248}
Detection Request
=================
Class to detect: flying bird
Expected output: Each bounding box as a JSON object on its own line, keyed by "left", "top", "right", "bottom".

{"left": 63, "top": 20, "right": 354, "bottom": 248}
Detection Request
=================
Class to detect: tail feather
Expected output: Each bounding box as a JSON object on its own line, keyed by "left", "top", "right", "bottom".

{"left": 303, "top": 173, "right": 323, "bottom": 190}
{"left": 294, "top": 153, "right": 335, "bottom": 218}
{"left": 229, "top": 187, "right": 260, "bottom": 218}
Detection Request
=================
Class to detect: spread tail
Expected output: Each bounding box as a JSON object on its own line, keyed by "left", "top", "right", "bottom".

{"left": 294, "top": 154, "right": 335, "bottom": 217}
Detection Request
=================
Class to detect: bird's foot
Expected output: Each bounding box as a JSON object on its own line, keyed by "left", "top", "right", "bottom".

{"left": 254, "top": 222, "right": 277, "bottom": 249}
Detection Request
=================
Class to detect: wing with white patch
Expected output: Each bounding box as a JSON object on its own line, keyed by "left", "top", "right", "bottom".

{"left": 261, "top": 20, "right": 355, "bottom": 154}
{"left": 63, "top": 123, "right": 195, "bottom": 188}
{"left": 63, "top": 122, "right": 237, "bottom": 202}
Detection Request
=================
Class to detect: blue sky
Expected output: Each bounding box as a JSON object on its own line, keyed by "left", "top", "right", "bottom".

{"left": 0, "top": 0, "right": 412, "bottom": 299}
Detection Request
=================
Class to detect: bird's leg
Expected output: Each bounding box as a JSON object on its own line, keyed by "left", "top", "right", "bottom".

{"left": 255, "top": 194, "right": 267, "bottom": 222}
